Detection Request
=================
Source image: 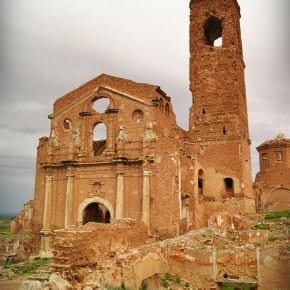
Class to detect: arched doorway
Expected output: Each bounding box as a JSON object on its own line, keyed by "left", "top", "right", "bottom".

{"left": 78, "top": 197, "right": 114, "bottom": 226}
{"left": 83, "top": 202, "right": 111, "bottom": 224}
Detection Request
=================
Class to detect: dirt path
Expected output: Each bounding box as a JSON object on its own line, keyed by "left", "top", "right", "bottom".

{"left": 0, "top": 275, "right": 29, "bottom": 290}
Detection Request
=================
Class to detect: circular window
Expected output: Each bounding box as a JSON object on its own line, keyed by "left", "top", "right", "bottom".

{"left": 93, "top": 97, "right": 110, "bottom": 113}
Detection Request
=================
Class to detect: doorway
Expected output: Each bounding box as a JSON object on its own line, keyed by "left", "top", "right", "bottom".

{"left": 83, "top": 202, "right": 110, "bottom": 224}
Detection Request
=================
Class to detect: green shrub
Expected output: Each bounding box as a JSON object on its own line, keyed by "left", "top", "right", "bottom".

{"left": 253, "top": 242, "right": 261, "bottom": 248}
{"left": 265, "top": 210, "right": 290, "bottom": 220}
{"left": 268, "top": 236, "right": 279, "bottom": 242}
{"left": 161, "top": 273, "right": 183, "bottom": 288}
{"left": 10, "top": 258, "right": 49, "bottom": 275}
{"left": 254, "top": 223, "right": 270, "bottom": 230}
{"left": 0, "top": 226, "right": 10, "bottom": 235}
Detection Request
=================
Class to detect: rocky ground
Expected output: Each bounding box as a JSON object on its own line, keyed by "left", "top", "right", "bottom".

{"left": 0, "top": 211, "right": 289, "bottom": 289}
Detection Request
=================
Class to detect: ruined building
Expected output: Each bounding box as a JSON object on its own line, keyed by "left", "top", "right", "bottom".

{"left": 13, "top": 0, "right": 256, "bottom": 256}
{"left": 255, "top": 134, "right": 290, "bottom": 211}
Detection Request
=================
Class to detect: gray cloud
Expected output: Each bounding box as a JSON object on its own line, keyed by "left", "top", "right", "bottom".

{"left": 0, "top": 0, "right": 289, "bottom": 215}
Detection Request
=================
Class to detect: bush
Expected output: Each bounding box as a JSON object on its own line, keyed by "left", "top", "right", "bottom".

{"left": 10, "top": 258, "right": 49, "bottom": 275}
{"left": 268, "top": 236, "right": 279, "bottom": 242}
{"left": 0, "top": 226, "right": 10, "bottom": 235}
{"left": 254, "top": 223, "right": 270, "bottom": 230}
{"left": 265, "top": 210, "right": 290, "bottom": 220}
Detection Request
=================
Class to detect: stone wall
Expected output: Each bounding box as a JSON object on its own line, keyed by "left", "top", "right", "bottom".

{"left": 49, "top": 214, "right": 289, "bottom": 290}
{"left": 51, "top": 219, "right": 148, "bottom": 269}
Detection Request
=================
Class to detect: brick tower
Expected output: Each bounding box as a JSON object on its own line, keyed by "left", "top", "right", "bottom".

{"left": 189, "top": 0, "right": 253, "bottom": 200}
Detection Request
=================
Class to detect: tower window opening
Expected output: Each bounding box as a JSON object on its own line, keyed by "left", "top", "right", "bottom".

{"left": 198, "top": 169, "right": 204, "bottom": 196}
{"left": 204, "top": 16, "right": 223, "bottom": 46}
{"left": 223, "top": 126, "right": 227, "bottom": 135}
{"left": 202, "top": 108, "right": 206, "bottom": 114}
{"left": 224, "top": 178, "right": 234, "bottom": 194}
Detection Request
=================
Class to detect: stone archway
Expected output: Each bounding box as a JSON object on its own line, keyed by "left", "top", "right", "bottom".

{"left": 78, "top": 197, "right": 114, "bottom": 226}
{"left": 83, "top": 202, "right": 110, "bottom": 224}
{"left": 265, "top": 187, "right": 290, "bottom": 210}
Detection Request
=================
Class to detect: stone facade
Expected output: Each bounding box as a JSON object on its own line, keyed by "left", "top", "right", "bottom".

{"left": 14, "top": 0, "right": 256, "bottom": 256}
{"left": 255, "top": 134, "right": 290, "bottom": 211}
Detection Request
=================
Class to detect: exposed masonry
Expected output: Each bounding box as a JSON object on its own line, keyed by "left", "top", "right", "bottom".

{"left": 254, "top": 134, "right": 290, "bottom": 212}
{"left": 14, "top": 0, "right": 255, "bottom": 257}
{"left": 9, "top": 1, "right": 289, "bottom": 289}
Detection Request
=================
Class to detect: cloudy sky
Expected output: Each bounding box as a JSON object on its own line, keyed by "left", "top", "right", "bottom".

{"left": 0, "top": 0, "right": 289, "bottom": 215}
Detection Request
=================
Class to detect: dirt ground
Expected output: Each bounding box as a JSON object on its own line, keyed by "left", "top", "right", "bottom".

{"left": 0, "top": 275, "right": 29, "bottom": 290}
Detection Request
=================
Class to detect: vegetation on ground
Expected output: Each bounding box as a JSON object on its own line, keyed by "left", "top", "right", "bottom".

{"left": 254, "top": 210, "right": 290, "bottom": 231}
{"left": 161, "top": 273, "right": 190, "bottom": 289}
{"left": 4, "top": 257, "right": 50, "bottom": 275}
{"left": 254, "top": 222, "right": 270, "bottom": 230}
{"left": 0, "top": 217, "right": 12, "bottom": 235}
{"left": 265, "top": 210, "right": 290, "bottom": 220}
{"left": 268, "top": 236, "right": 279, "bottom": 242}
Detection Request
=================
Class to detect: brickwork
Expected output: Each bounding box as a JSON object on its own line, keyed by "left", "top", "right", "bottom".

{"left": 255, "top": 134, "right": 290, "bottom": 211}
{"left": 52, "top": 219, "right": 148, "bottom": 269}
{"left": 50, "top": 221, "right": 289, "bottom": 289}
{"left": 13, "top": 0, "right": 255, "bottom": 256}
{"left": 189, "top": 0, "right": 253, "bottom": 199}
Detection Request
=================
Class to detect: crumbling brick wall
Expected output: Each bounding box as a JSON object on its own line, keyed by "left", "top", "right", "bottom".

{"left": 51, "top": 219, "right": 148, "bottom": 269}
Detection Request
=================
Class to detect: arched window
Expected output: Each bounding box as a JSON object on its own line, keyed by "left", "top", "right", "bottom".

{"left": 93, "top": 97, "right": 110, "bottom": 113}
{"left": 132, "top": 109, "right": 144, "bottom": 124}
{"left": 63, "top": 118, "right": 72, "bottom": 130}
{"left": 93, "top": 123, "right": 106, "bottom": 155}
{"left": 204, "top": 16, "right": 223, "bottom": 47}
{"left": 198, "top": 169, "right": 204, "bottom": 196}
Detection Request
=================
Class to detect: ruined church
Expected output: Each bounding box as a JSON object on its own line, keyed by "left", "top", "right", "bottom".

{"left": 15, "top": 0, "right": 256, "bottom": 256}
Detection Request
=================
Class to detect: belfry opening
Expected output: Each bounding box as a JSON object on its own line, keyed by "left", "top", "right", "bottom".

{"left": 83, "top": 202, "right": 111, "bottom": 224}
{"left": 204, "top": 16, "right": 223, "bottom": 46}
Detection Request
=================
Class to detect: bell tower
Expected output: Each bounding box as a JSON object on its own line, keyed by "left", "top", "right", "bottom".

{"left": 189, "top": 0, "right": 253, "bottom": 200}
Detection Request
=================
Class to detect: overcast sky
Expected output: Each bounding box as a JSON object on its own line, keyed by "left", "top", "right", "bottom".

{"left": 0, "top": 0, "right": 289, "bottom": 215}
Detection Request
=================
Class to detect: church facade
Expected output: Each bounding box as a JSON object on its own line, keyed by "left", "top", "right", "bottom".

{"left": 14, "top": 0, "right": 256, "bottom": 256}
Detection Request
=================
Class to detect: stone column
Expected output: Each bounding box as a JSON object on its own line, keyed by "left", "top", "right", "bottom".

{"left": 42, "top": 176, "right": 53, "bottom": 232}
{"left": 40, "top": 175, "right": 53, "bottom": 258}
{"left": 212, "top": 248, "right": 217, "bottom": 280}
{"left": 142, "top": 170, "right": 150, "bottom": 228}
{"left": 256, "top": 247, "right": 260, "bottom": 282}
{"left": 115, "top": 173, "right": 124, "bottom": 219}
{"left": 64, "top": 170, "right": 74, "bottom": 228}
